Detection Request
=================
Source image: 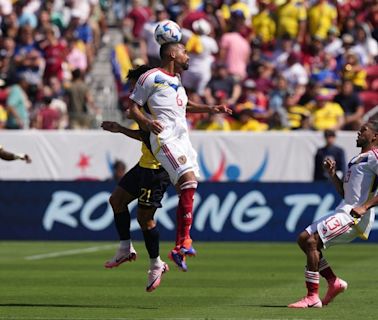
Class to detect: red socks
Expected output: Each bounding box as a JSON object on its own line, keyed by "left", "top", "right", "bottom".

{"left": 175, "top": 181, "right": 197, "bottom": 249}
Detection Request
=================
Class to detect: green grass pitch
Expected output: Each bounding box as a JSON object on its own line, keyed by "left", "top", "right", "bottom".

{"left": 0, "top": 241, "right": 377, "bottom": 320}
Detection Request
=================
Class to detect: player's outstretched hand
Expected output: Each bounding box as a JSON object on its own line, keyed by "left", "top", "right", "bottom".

{"left": 323, "top": 158, "right": 336, "bottom": 177}
{"left": 213, "top": 104, "right": 233, "bottom": 115}
{"left": 101, "top": 121, "right": 121, "bottom": 133}
{"left": 23, "top": 154, "right": 32, "bottom": 163}
{"left": 146, "top": 120, "right": 163, "bottom": 135}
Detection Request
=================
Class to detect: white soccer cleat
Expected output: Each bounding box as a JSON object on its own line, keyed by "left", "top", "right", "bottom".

{"left": 288, "top": 295, "right": 322, "bottom": 308}
{"left": 104, "top": 247, "right": 137, "bottom": 268}
{"left": 322, "top": 278, "right": 348, "bottom": 305}
{"left": 146, "top": 262, "right": 169, "bottom": 292}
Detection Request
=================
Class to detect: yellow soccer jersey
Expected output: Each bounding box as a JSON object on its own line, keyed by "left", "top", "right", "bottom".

{"left": 308, "top": 2, "right": 337, "bottom": 40}
{"left": 276, "top": 0, "right": 307, "bottom": 38}
{"left": 252, "top": 10, "right": 276, "bottom": 43}
{"left": 139, "top": 142, "right": 161, "bottom": 170}
{"left": 312, "top": 102, "right": 344, "bottom": 131}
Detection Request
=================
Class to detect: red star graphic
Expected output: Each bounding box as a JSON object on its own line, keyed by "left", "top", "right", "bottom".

{"left": 77, "top": 153, "right": 91, "bottom": 172}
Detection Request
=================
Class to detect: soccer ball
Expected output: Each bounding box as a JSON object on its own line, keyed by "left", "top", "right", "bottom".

{"left": 154, "top": 20, "right": 182, "bottom": 45}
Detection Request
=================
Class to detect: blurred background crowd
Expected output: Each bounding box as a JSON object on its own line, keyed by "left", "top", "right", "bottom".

{"left": 0, "top": 0, "right": 377, "bottom": 131}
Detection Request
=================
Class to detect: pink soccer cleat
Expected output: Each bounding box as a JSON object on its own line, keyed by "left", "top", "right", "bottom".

{"left": 104, "top": 247, "right": 137, "bottom": 268}
{"left": 288, "top": 295, "right": 322, "bottom": 308}
{"left": 146, "top": 262, "right": 169, "bottom": 292}
{"left": 322, "top": 278, "right": 348, "bottom": 305}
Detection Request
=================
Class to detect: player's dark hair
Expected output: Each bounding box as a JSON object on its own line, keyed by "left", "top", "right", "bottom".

{"left": 127, "top": 65, "right": 153, "bottom": 81}
{"left": 159, "top": 42, "right": 179, "bottom": 60}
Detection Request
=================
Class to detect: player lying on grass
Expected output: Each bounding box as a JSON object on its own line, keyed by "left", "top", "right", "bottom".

{"left": 289, "top": 120, "right": 378, "bottom": 308}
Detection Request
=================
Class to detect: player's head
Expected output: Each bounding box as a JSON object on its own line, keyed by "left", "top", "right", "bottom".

{"left": 126, "top": 65, "right": 153, "bottom": 85}
{"left": 159, "top": 42, "right": 189, "bottom": 71}
{"left": 356, "top": 120, "right": 378, "bottom": 149}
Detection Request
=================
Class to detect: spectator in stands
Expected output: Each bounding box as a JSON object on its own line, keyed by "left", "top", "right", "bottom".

{"left": 1, "top": 11, "right": 19, "bottom": 39}
{"left": 0, "top": 104, "right": 6, "bottom": 129}
{"left": 236, "top": 78, "right": 268, "bottom": 117}
{"left": 324, "top": 27, "right": 343, "bottom": 58}
{"left": 353, "top": 24, "right": 378, "bottom": 66}
{"left": 311, "top": 89, "right": 344, "bottom": 131}
{"left": 341, "top": 52, "right": 367, "bottom": 91}
{"left": 123, "top": 0, "right": 152, "bottom": 41}
{"left": 48, "top": 76, "right": 68, "bottom": 129}
{"left": 182, "top": 18, "right": 218, "bottom": 96}
{"left": 231, "top": 108, "right": 268, "bottom": 131}
{"left": 195, "top": 112, "right": 232, "bottom": 131}
{"left": 281, "top": 51, "right": 309, "bottom": 90}
{"left": 66, "top": 36, "right": 88, "bottom": 73}
{"left": 271, "top": 33, "right": 295, "bottom": 72}
{"left": 268, "top": 75, "right": 289, "bottom": 126}
{"left": 34, "top": 86, "right": 61, "bottom": 130}
{"left": 5, "top": 75, "right": 30, "bottom": 129}
{"left": 65, "top": 68, "right": 99, "bottom": 129}
{"left": 202, "top": 0, "right": 225, "bottom": 41}
{"left": 284, "top": 92, "right": 311, "bottom": 130}
{"left": 0, "top": 37, "right": 16, "bottom": 84}
{"left": 313, "top": 129, "right": 346, "bottom": 181}
{"left": 219, "top": 11, "right": 250, "bottom": 81}
{"left": 67, "top": 9, "right": 94, "bottom": 67}
{"left": 40, "top": 26, "right": 67, "bottom": 82}
{"left": 140, "top": 4, "right": 168, "bottom": 67}
{"left": 276, "top": 0, "right": 307, "bottom": 44}
{"left": 334, "top": 80, "right": 364, "bottom": 131}
{"left": 13, "top": 25, "right": 44, "bottom": 89}
{"left": 251, "top": 0, "right": 276, "bottom": 49}
{"left": 307, "top": 0, "right": 337, "bottom": 42}
{"left": 204, "top": 62, "right": 241, "bottom": 108}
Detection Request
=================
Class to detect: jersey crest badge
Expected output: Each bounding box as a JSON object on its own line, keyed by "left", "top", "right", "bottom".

{"left": 178, "top": 155, "right": 187, "bottom": 164}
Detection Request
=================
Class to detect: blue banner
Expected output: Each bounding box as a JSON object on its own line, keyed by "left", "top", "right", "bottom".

{"left": 1, "top": 181, "right": 377, "bottom": 241}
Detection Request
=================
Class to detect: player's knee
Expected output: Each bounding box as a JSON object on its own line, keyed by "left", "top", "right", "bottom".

{"left": 305, "top": 235, "right": 318, "bottom": 251}
{"left": 137, "top": 208, "right": 156, "bottom": 230}
{"left": 297, "top": 231, "right": 309, "bottom": 247}
{"left": 109, "top": 193, "right": 123, "bottom": 212}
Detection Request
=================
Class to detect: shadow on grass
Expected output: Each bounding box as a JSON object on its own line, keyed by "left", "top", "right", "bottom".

{"left": 0, "top": 303, "right": 158, "bottom": 310}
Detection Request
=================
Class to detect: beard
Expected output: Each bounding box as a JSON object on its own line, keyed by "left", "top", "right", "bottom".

{"left": 182, "top": 62, "right": 189, "bottom": 70}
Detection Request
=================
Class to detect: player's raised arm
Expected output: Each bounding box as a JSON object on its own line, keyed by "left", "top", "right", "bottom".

{"left": 323, "top": 158, "right": 344, "bottom": 198}
{"left": 101, "top": 121, "right": 142, "bottom": 141}
{"left": 0, "top": 146, "right": 31, "bottom": 163}
{"left": 187, "top": 100, "right": 232, "bottom": 114}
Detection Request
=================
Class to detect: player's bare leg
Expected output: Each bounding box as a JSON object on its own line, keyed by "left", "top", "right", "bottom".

{"left": 288, "top": 232, "right": 322, "bottom": 308}
{"left": 105, "top": 187, "right": 137, "bottom": 268}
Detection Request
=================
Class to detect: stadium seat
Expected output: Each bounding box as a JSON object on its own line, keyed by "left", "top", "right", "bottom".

{"left": 359, "top": 91, "right": 378, "bottom": 112}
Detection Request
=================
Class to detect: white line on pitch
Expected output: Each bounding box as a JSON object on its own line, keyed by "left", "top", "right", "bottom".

{"left": 24, "top": 244, "right": 117, "bottom": 261}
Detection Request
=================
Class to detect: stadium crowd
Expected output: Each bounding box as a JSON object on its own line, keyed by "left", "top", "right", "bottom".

{"left": 0, "top": 0, "right": 107, "bottom": 129}
{"left": 0, "top": 0, "right": 377, "bottom": 131}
